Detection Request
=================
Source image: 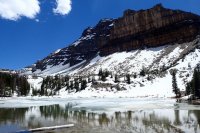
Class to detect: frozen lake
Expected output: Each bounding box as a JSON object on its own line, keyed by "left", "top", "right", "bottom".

{"left": 0, "top": 97, "right": 200, "bottom": 133}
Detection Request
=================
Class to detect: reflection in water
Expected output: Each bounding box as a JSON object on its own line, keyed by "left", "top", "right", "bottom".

{"left": 99, "top": 113, "right": 110, "bottom": 126}
{"left": 189, "top": 110, "right": 200, "bottom": 133}
{"left": 174, "top": 110, "right": 181, "bottom": 125}
{"left": 0, "top": 108, "right": 29, "bottom": 128}
{"left": 0, "top": 104, "right": 200, "bottom": 133}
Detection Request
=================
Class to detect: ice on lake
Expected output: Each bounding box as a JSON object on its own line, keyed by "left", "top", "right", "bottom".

{"left": 0, "top": 97, "right": 200, "bottom": 133}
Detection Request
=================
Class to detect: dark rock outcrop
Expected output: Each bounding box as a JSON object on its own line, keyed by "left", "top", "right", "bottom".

{"left": 100, "top": 4, "right": 200, "bottom": 55}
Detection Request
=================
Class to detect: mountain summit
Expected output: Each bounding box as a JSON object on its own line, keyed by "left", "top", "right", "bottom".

{"left": 23, "top": 4, "right": 200, "bottom": 77}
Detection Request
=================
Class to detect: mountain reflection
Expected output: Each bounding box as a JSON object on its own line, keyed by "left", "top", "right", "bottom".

{"left": 0, "top": 104, "right": 200, "bottom": 133}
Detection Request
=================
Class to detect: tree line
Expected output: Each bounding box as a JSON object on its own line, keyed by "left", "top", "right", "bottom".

{"left": 2, "top": 65, "right": 198, "bottom": 98}
{"left": 35, "top": 68, "right": 133, "bottom": 96}
{"left": 33, "top": 75, "right": 88, "bottom": 96}
{"left": 35, "top": 68, "right": 134, "bottom": 96}
{"left": 98, "top": 68, "right": 136, "bottom": 84}
{"left": 0, "top": 72, "right": 30, "bottom": 97}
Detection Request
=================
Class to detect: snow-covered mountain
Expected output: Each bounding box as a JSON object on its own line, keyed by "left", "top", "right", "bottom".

{"left": 22, "top": 4, "right": 200, "bottom": 98}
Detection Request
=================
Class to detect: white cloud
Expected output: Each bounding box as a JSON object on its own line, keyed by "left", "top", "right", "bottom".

{"left": 53, "top": 0, "right": 72, "bottom": 15}
{"left": 0, "top": 0, "right": 40, "bottom": 21}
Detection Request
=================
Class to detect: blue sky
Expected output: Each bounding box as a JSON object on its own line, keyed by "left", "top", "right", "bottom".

{"left": 0, "top": 0, "right": 200, "bottom": 70}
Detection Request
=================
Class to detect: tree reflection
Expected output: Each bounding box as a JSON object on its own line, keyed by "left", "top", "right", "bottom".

{"left": 174, "top": 110, "right": 181, "bottom": 125}
{"left": 99, "top": 113, "right": 110, "bottom": 126}
{"left": 190, "top": 110, "right": 200, "bottom": 126}
{"left": 0, "top": 108, "right": 28, "bottom": 124}
{"left": 189, "top": 110, "right": 200, "bottom": 133}
{"left": 40, "top": 104, "right": 64, "bottom": 119}
{"left": 142, "top": 111, "right": 173, "bottom": 133}
{"left": 0, "top": 105, "right": 200, "bottom": 133}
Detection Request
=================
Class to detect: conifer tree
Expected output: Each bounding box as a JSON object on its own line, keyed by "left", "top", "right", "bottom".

{"left": 65, "top": 81, "right": 69, "bottom": 90}
{"left": 126, "top": 74, "right": 131, "bottom": 84}
{"left": 185, "top": 82, "right": 192, "bottom": 96}
{"left": 114, "top": 74, "right": 119, "bottom": 83}
{"left": 81, "top": 80, "right": 87, "bottom": 90}
{"left": 74, "top": 79, "right": 79, "bottom": 92}
{"left": 40, "top": 82, "right": 45, "bottom": 96}
{"left": 92, "top": 76, "right": 96, "bottom": 84}
{"left": 185, "top": 65, "right": 200, "bottom": 99}
{"left": 105, "top": 70, "right": 109, "bottom": 77}
{"left": 133, "top": 73, "right": 137, "bottom": 79}
{"left": 110, "top": 72, "right": 113, "bottom": 78}
{"left": 140, "top": 69, "right": 145, "bottom": 77}
{"left": 0, "top": 78, "right": 5, "bottom": 96}
{"left": 0, "top": 72, "right": 30, "bottom": 97}
{"left": 171, "top": 70, "right": 180, "bottom": 98}
{"left": 101, "top": 73, "right": 106, "bottom": 81}
{"left": 70, "top": 81, "right": 74, "bottom": 90}
{"left": 56, "top": 79, "right": 62, "bottom": 91}
{"left": 98, "top": 68, "right": 103, "bottom": 77}
{"left": 192, "top": 68, "right": 200, "bottom": 98}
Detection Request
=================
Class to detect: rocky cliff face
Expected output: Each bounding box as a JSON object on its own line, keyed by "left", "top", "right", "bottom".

{"left": 100, "top": 4, "right": 200, "bottom": 55}
{"left": 26, "top": 4, "right": 200, "bottom": 73}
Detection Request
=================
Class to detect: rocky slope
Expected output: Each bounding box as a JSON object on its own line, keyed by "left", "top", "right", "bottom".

{"left": 28, "top": 19, "right": 114, "bottom": 72}
{"left": 23, "top": 4, "right": 200, "bottom": 75}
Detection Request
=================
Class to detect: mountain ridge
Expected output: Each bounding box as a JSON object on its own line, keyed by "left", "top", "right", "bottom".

{"left": 22, "top": 4, "right": 200, "bottom": 78}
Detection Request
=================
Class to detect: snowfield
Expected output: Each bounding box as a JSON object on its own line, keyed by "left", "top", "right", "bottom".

{"left": 21, "top": 37, "right": 200, "bottom": 98}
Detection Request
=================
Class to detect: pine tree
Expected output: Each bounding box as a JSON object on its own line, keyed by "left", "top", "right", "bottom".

{"left": 92, "top": 76, "right": 96, "bottom": 84}
{"left": 0, "top": 72, "right": 30, "bottom": 97}
{"left": 114, "top": 74, "right": 119, "bottom": 83}
{"left": 105, "top": 70, "right": 109, "bottom": 77}
{"left": 0, "top": 78, "right": 5, "bottom": 96}
{"left": 192, "top": 68, "right": 200, "bottom": 98}
{"left": 11, "top": 76, "right": 16, "bottom": 94}
{"left": 133, "top": 73, "right": 137, "bottom": 79}
{"left": 65, "top": 81, "right": 69, "bottom": 90}
{"left": 171, "top": 70, "right": 180, "bottom": 98}
{"left": 17, "top": 76, "right": 30, "bottom": 96}
{"left": 40, "top": 82, "right": 45, "bottom": 96}
{"left": 74, "top": 79, "right": 79, "bottom": 92}
{"left": 81, "top": 80, "right": 87, "bottom": 90}
{"left": 185, "top": 65, "right": 200, "bottom": 99}
{"left": 101, "top": 73, "right": 106, "bottom": 81}
{"left": 98, "top": 68, "right": 103, "bottom": 77}
{"left": 185, "top": 82, "right": 192, "bottom": 96}
{"left": 140, "top": 69, "right": 145, "bottom": 77}
{"left": 70, "top": 81, "right": 74, "bottom": 90}
{"left": 126, "top": 74, "right": 131, "bottom": 84}
{"left": 65, "top": 76, "right": 69, "bottom": 82}
{"left": 116, "top": 84, "right": 121, "bottom": 91}
{"left": 56, "top": 79, "right": 62, "bottom": 91}
{"left": 110, "top": 72, "right": 113, "bottom": 78}
{"left": 32, "top": 89, "right": 38, "bottom": 96}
